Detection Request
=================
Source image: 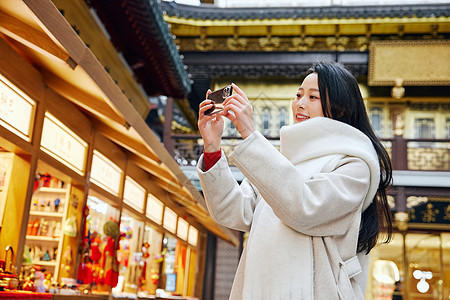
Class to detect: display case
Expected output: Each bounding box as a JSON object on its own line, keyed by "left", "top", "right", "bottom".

{"left": 76, "top": 192, "right": 120, "bottom": 292}
{"left": 113, "top": 210, "right": 144, "bottom": 295}
{"left": 23, "top": 171, "right": 70, "bottom": 280}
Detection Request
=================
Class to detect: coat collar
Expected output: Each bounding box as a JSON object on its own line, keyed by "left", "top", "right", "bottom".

{"left": 280, "top": 117, "right": 380, "bottom": 211}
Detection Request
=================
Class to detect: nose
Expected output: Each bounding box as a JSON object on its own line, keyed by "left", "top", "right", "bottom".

{"left": 297, "top": 96, "right": 306, "bottom": 109}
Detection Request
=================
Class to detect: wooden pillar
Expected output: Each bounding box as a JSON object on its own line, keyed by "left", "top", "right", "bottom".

{"left": 15, "top": 88, "right": 47, "bottom": 273}
{"left": 202, "top": 233, "right": 217, "bottom": 300}
{"left": 392, "top": 135, "right": 408, "bottom": 170}
{"left": 164, "top": 97, "right": 175, "bottom": 157}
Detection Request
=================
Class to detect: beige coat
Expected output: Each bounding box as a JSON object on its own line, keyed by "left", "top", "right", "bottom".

{"left": 197, "top": 117, "right": 380, "bottom": 299}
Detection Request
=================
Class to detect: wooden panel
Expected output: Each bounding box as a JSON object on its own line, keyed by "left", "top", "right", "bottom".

{"left": 21, "top": 0, "right": 86, "bottom": 63}
{"left": 43, "top": 71, "right": 127, "bottom": 126}
{"left": 0, "top": 9, "right": 71, "bottom": 64}
{"left": 0, "top": 37, "right": 46, "bottom": 105}
{"left": 52, "top": 0, "right": 151, "bottom": 117}
{"left": 369, "top": 40, "right": 450, "bottom": 86}
{"left": 93, "top": 120, "right": 160, "bottom": 163}
{"left": 45, "top": 87, "right": 93, "bottom": 143}
{"left": 0, "top": 153, "right": 31, "bottom": 261}
{"left": 0, "top": 127, "right": 33, "bottom": 154}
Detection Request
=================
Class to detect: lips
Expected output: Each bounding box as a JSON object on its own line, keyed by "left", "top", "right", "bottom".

{"left": 295, "top": 113, "right": 310, "bottom": 122}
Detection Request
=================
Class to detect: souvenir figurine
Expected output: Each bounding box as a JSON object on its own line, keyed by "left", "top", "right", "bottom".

{"left": 54, "top": 198, "right": 61, "bottom": 212}
{"left": 32, "top": 219, "right": 40, "bottom": 236}
{"left": 40, "top": 219, "right": 48, "bottom": 236}
{"left": 31, "top": 198, "right": 38, "bottom": 211}
{"left": 34, "top": 269, "right": 46, "bottom": 293}
{"left": 39, "top": 198, "right": 46, "bottom": 211}
{"left": 41, "top": 173, "right": 51, "bottom": 187}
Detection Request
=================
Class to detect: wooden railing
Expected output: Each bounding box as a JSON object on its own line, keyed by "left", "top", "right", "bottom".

{"left": 170, "top": 134, "right": 450, "bottom": 171}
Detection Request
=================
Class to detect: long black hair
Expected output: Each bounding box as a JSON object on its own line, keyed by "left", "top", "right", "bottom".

{"left": 306, "top": 61, "right": 393, "bottom": 254}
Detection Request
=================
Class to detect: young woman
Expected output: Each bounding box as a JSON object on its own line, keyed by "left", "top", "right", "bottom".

{"left": 197, "top": 61, "right": 393, "bottom": 299}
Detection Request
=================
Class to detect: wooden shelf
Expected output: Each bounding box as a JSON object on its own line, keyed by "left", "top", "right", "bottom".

{"left": 29, "top": 211, "right": 64, "bottom": 217}
{"left": 23, "top": 261, "right": 57, "bottom": 267}
{"left": 35, "top": 187, "right": 67, "bottom": 194}
{"left": 26, "top": 235, "right": 60, "bottom": 242}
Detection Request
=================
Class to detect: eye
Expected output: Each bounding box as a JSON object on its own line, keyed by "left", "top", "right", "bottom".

{"left": 296, "top": 93, "right": 302, "bottom": 98}
{"left": 310, "top": 95, "right": 319, "bottom": 100}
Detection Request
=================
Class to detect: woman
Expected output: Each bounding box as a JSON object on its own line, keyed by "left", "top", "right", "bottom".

{"left": 197, "top": 61, "right": 393, "bottom": 299}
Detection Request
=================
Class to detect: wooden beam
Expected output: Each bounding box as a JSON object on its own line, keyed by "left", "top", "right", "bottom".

{"left": 92, "top": 120, "right": 160, "bottom": 164}
{"left": 128, "top": 152, "right": 175, "bottom": 182}
{"left": 0, "top": 9, "right": 73, "bottom": 68}
{"left": 42, "top": 71, "right": 128, "bottom": 126}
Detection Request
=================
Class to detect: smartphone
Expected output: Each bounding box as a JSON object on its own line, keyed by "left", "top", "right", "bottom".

{"left": 204, "top": 85, "right": 233, "bottom": 115}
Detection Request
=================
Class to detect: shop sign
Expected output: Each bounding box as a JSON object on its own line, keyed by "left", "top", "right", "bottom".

{"left": 146, "top": 194, "right": 163, "bottom": 225}
{"left": 406, "top": 197, "right": 450, "bottom": 231}
{"left": 188, "top": 226, "right": 198, "bottom": 247}
{"left": 41, "top": 112, "right": 87, "bottom": 175}
{"left": 90, "top": 150, "right": 122, "bottom": 196}
{"left": 163, "top": 207, "right": 177, "bottom": 234}
{"left": 177, "top": 217, "right": 188, "bottom": 241}
{"left": 123, "top": 176, "right": 146, "bottom": 212}
{"left": 0, "top": 75, "right": 35, "bottom": 141}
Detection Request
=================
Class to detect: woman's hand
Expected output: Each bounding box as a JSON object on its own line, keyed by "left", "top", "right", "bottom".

{"left": 198, "top": 90, "right": 224, "bottom": 152}
{"left": 221, "top": 83, "right": 255, "bottom": 139}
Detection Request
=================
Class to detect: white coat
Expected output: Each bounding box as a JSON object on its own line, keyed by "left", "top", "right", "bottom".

{"left": 197, "top": 117, "right": 380, "bottom": 299}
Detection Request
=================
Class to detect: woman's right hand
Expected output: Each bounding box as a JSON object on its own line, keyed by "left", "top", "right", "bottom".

{"left": 198, "top": 90, "right": 224, "bottom": 152}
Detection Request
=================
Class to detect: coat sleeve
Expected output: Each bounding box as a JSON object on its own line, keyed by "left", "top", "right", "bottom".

{"left": 197, "top": 151, "right": 259, "bottom": 232}
{"left": 229, "top": 131, "right": 371, "bottom": 237}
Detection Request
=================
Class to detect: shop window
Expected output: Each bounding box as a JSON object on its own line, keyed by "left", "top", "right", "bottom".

{"left": 77, "top": 194, "right": 120, "bottom": 291}
{"left": 278, "top": 107, "right": 288, "bottom": 129}
{"left": 114, "top": 211, "right": 144, "bottom": 294}
{"left": 368, "top": 233, "right": 449, "bottom": 299}
{"left": 369, "top": 107, "right": 383, "bottom": 137}
{"left": 369, "top": 233, "right": 404, "bottom": 299}
{"left": 414, "top": 118, "right": 435, "bottom": 139}
{"left": 23, "top": 167, "right": 70, "bottom": 282}
{"left": 446, "top": 118, "right": 450, "bottom": 138}
{"left": 261, "top": 107, "right": 271, "bottom": 135}
{"left": 406, "top": 234, "right": 442, "bottom": 298}
{"left": 160, "top": 235, "right": 190, "bottom": 297}
{"left": 140, "top": 225, "right": 163, "bottom": 295}
{"left": 229, "top": 119, "right": 235, "bottom": 130}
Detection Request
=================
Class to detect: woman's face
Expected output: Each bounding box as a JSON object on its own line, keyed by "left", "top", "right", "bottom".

{"left": 292, "top": 72, "right": 324, "bottom": 123}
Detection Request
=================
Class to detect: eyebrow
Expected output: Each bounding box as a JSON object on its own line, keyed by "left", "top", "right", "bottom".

{"left": 298, "top": 87, "right": 320, "bottom": 92}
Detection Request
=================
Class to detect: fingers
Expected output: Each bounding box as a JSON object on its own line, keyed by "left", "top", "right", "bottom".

{"left": 231, "top": 83, "right": 249, "bottom": 103}
{"left": 200, "top": 99, "right": 214, "bottom": 108}
{"left": 199, "top": 102, "right": 216, "bottom": 118}
{"left": 205, "top": 89, "right": 211, "bottom": 99}
{"left": 223, "top": 98, "right": 245, "bottom": 110}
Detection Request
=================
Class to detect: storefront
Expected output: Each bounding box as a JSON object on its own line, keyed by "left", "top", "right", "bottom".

{"left": 0, "top": 0, "right": 237, "bottom": 299}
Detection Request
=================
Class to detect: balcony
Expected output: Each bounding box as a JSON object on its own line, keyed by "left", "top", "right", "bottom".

{"left": 171, "top": 134, "right": 450, "bottom": 171}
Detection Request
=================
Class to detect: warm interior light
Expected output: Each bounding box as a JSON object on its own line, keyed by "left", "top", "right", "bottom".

{"left": 417, "top": 278, "right": 429, "bottom": 293}
{"left": 413, "top": 270, "right": 422, "bottom": 279}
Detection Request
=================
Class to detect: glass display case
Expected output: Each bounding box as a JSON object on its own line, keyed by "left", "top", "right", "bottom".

{"left": 23, "top": 167, "right": 70, "bottom": 281}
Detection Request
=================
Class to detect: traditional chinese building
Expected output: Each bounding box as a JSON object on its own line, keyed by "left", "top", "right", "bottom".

{"left": 160, "top": 1, "right": 450, "bottom": 299}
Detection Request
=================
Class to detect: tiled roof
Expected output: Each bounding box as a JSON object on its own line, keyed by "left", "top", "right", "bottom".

{"left": 160, "top": 1, "right": 449, "bottom": 20}
{"left": 88, "top": 0, "right": 191, "bottom": 98}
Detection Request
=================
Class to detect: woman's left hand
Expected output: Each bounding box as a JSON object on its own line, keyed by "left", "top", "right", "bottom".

{"left": 220, "top": 83, "right": 256, "bottom": 139}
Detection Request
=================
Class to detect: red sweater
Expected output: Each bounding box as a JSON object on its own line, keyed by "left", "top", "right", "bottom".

{"left": 203, "top": 149, "right": 221, "bottom": 171}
